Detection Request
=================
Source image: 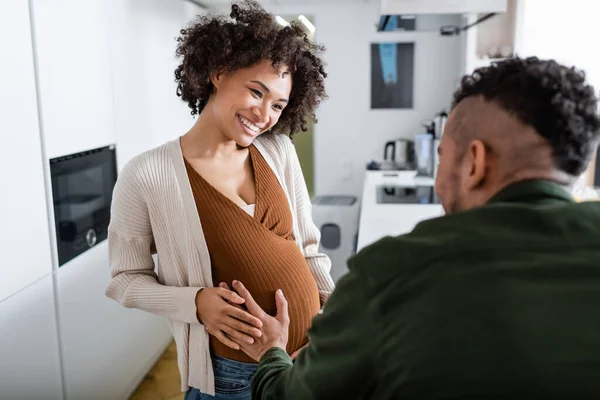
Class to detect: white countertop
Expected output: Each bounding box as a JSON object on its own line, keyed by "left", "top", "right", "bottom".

{"left": 356, "top": 170, "right": 444, "bottom": 252}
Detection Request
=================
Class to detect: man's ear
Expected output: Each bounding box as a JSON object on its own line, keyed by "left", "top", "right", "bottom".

{"left": 465, "top": 139, "right": 488, "bottom": 190}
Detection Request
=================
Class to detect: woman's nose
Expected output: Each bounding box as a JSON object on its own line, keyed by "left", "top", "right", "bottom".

{"left": 252, "top": 105, "right": 269, "bottom": 125}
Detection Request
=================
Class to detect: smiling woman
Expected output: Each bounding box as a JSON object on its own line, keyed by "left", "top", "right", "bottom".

{"left": 105, "top": 1, "right": 333, "bottom": 400}
{"left": 174, "top": 2, "right": 326, "bottom": 139}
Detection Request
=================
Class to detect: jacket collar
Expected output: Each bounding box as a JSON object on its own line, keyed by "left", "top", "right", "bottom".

{"left": 487, "top": 179, "right": 575, "bottom": 205}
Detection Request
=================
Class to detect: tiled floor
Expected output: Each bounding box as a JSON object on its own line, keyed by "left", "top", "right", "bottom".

{"left": 129, "top": 341, "right": 183, "bottom": 400}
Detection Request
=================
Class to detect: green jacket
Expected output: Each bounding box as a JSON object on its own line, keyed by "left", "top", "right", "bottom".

{"left": 251, "top": 180, "right": 600, "bottom": 399}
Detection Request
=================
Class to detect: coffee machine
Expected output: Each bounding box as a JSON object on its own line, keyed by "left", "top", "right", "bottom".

{"left": 415, "top": 111, "right": 446, "bottom": 177}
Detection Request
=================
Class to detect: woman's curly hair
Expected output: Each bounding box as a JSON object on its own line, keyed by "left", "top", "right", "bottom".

{"left": 452, "top": 56, "right": 600, "bottom": 176}
{"left": 174, "top": 1, "right": 327, "bottom": 139}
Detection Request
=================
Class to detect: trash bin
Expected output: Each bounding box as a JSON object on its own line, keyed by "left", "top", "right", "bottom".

{"left": 311, "top": 195, "right": 360, "bottom": 283}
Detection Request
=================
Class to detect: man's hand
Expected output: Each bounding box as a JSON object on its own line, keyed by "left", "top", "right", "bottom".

{"left": 229, "top": 280, "right": 290, "bottom": 362}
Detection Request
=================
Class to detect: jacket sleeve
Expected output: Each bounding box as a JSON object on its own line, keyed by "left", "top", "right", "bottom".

{"left": 105, "top": 156, "right": 203, "bottom": 324}
{"left": 283, "top": 136, "right": 335, "bottom": 304}
{"left": 251, "top": 266, "right": 376, "bottom": 399}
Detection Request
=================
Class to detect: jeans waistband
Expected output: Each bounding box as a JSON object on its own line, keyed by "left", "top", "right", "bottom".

{"left": 211, "top": 352, "right": 258, "bottom": 377}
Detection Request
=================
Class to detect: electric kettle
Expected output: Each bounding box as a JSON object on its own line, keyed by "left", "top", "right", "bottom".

{"left": 384, "top": 139, "right": 415, "bottom": 170}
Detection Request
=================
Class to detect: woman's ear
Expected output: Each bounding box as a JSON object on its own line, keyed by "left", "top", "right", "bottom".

{"left": 211, "top": 71, "right": 223, "bottom": 89}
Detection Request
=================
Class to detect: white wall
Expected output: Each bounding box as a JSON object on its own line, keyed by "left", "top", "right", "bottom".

{"left": 518, "top": 0, "right": 600, "bottom": 90}
{"left": 183, "top": 0, "right": 206, "bottom": 20}
{"left": 107, "top": 0, "right": 202, "bottom": 167}
{"left": 517, "top": 0, "right": 600, "bottom": 187}
{"left": 265, "top": 2, "right": 462, "bottom": 196}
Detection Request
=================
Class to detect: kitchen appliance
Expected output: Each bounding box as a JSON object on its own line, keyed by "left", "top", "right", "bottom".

{"left": 377, "top": 185, "right": 438, "bottom": 204}
{"left": 311, "top": 195, "right": 360, "bottom": 283}
{"left": 434, "top": 111, "right": 448, "bottom": 138}
{"left": 384, "top": 139, "right": 415, "bottom": 169}
{"left": 414, "top": 133, "right": 434, "bottom": 177}
{"left": 50, "top": 145, "right": 117, "bottom": 267}
{"left": 433, "top": 138, "right": 441, "bottom": 177}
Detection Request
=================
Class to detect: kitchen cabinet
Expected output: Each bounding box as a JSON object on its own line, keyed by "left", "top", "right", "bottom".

{"left": 0, "top": 275, "right": 63, "bottom": 400}
{"left": 30, "top": 0, "right": 117, "bottom": 159}
{"left": 57, "top": 242, "right": 172, "bottom": 400}
{"left": 0, "top": 0, "right": 54, "bottom": 302}
{"left": 357, "top": 171, "right": 444, "bottom": 251}
{"left": 463, "top": 0, "right": 521, "bottom": 75}
{"left": 381, "top": 0, "right": 507, "bottom": 15}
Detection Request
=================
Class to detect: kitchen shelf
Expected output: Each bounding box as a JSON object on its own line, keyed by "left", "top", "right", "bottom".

{"left": 463, "top": 0, "right": 520, "bottom": 75}
{"left": 472, "top": 57, "right": 508, "bottom": 70}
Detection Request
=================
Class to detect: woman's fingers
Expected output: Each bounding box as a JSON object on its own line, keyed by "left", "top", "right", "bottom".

{"left": 207, "top": 326, "right": 240, "bottom": 350}
{"left": 227, "top": 305, "right": 263, "bottom": 330}
{"left": 220, "top": 323, "right": 255, "bottom": 344}
{"left": 225, "top": 314, "right": 263, "bottom": 337}
{"left": 218, "top": 287, "right": 245, "bottom": 305}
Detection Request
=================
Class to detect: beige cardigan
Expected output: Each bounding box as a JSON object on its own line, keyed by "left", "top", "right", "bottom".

{"left": 105, "top": 133, "right": 335, "bottom": 395}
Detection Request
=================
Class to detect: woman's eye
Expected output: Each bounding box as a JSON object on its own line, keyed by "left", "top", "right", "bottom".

{"left": 273, "top": 104, "right": 283, "bottom": 111}
{"left": 250, "top": 89, "right": 262, "bottom": 98}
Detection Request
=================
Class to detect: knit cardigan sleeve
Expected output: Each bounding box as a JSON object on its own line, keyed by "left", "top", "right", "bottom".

{"left": 281, "top": 136, "right": 335, "bottom": 304}
{"left": 105, "top": 155, "right": 202, "bottom": 324}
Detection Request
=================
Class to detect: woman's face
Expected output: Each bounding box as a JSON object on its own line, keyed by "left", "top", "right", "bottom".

{"left": 211, "top": 60, "right": 292, "bottom": 147}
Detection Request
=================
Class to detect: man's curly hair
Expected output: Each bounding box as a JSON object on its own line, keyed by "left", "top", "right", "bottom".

{"left": 452, "top": 56, "right": 600, "bottom": 176}
{"left": 174, "top": 1, "right": 327, "bottom": 139}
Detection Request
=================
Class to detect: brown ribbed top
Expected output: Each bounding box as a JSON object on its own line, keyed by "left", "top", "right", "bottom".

{"left": 184, "top": 144, "right": 321, "bottom": 363}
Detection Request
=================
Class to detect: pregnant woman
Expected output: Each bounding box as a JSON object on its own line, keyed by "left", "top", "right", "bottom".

{"left": 105, "top": 1, "right": 334, "bottom": 399}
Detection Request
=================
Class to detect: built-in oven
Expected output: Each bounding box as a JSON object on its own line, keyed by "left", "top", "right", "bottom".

{"left": 50, "top": 145, "right": 117, "bottom": 267}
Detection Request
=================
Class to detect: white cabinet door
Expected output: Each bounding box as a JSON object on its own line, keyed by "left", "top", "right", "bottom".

{"left": 57, "top": 243, "right": 172, "bottom": 400}
{"left": 0, "top": 275, "right": 63, "bottom": 400}
{"left": 357, "top": 204, "right": 445, "bottom": 252}
{"left": 0, "top": 0, "right": 54, "bottom": 301}
{"left": 30, "top": 0, "right": 116, "bottom": 159}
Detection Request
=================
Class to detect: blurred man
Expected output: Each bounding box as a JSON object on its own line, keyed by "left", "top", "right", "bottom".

{"left": 230, "top": 57, "right": 600, "bottom": 399}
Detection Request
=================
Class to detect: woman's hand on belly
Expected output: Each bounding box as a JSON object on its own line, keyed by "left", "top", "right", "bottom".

{"left": 195, "top": 287, "right": 264, "bottom": 350}
{"left": 226, "top": 280, "right": 290, "bottom": 362}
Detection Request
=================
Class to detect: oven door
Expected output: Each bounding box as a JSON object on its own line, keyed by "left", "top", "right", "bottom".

{"left": 50, "top": 145, "right": 117, "bottom": 266}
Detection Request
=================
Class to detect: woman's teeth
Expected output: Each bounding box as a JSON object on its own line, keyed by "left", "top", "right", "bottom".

{"left": 239, "top": 116, "right": 260, "bottom": 133}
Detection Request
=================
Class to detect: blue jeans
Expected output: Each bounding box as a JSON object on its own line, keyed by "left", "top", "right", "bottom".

{"left": 185, "top": 353, "right": 258, "bottom": 400}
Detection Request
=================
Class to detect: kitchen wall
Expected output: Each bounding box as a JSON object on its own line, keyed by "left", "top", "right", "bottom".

{"left": 518, "top": 0, "right": 600, "bottom": 89}
{"left": 0, "top": 0, "right": 204, "bottom": 398}
{"left": 517, "top": 0, "right": 600, "bottom": 187}
{"left": 264, "top": 1, "right": 463, "bottom": 197}
{"left": 107, "top": 0, "right": 201, "bottom": 167}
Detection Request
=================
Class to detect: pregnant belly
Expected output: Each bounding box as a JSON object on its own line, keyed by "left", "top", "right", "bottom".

{"left": 210, "top": 237, "right": 321, "bottom": 363}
